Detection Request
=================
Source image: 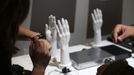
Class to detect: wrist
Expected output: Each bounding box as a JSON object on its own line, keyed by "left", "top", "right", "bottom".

{"left": 32, "top": 65, "right": 46, "bottom": 75}
{"left": 94, "top": 30, "right": 101, "bottom": 36}
{"left": 31, "top": 33, "right": 46, "bottom": 42}
{"left": 61, "top": 45, "right": 69, "bottom": 51}
{"left": 33, "top": 64, "right": 46, "bottom": 70}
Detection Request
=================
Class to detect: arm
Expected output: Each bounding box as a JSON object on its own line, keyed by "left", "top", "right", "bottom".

{"left": 19, "top": 26, "right": 40, "bottom": 39}
{"left": 29, "top": 39, "right": 51, "bottom": 75}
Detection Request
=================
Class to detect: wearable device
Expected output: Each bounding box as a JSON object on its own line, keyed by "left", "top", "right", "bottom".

{"left": 31, "top": 33, "right": 46, "bottom": 42}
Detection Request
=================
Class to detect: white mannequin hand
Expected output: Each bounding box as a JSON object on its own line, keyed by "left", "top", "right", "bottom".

{"left": 56, "top": 18, "right": 70, "bottom": 49}
{"left": 55, "top": 18, "right": 71, "bottom": 66}
{"left": 45, "top": 15, "right": 57, "bottom": 43}
{"left": 91, "top": 8, "right": 103, "bottom": 32}
{"left": 91, "top": 8, "right": 103, "bottom": 44}
{"left": 45, "top": 15, "right": 57, "bottom": 57}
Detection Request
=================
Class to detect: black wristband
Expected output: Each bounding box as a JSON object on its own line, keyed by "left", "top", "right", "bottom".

{"left": 31, "top": 33, "right": 46, "bottom": 42}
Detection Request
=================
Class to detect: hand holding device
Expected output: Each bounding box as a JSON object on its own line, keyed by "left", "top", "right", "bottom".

{"left": 29, "top": 39, "right": 51, "bottom": 70}
{"left": 91, "top": 8, "right": 103, "bottom": 45}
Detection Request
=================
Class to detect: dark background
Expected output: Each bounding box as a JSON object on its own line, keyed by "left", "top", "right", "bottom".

{"left": 87, "top": 0, "right": 123, "bottom": 38}
{"left": 30, "top": 0, "right": 76, "bottom": 34}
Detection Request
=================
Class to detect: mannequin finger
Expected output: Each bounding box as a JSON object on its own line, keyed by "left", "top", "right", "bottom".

{"left": 93, "top": 9, "right": 98, "bottom": 21}
{"left": 99, "top": 9, "right": 103, "bottom": 18}
{"left": 53, "top": 16, "right": 57, "bottom": 26}
{"left": 29, "top": 41, "right": 34, "bottom": 53}
{"left": 49, "top": 15, "right": 53, "bottom": 27}
{"left": 45, "top": 24, "right": 51, "bottom": 35}
{"left": 55, "top": 24, "right": 62, "bottom": 38}
{"left": 91, "top": 13, "right": 96, "bottom": 23}
{"left": 96, "top": 8, "right": 100, "bottom": 21}
{"left": 58, "top": 20, "right": 64, "bottom": 34}
{"left": 98, "top": 9, "right": 103, "bottom": 20}
{"left": 45, "top": 24, "right": 49, "bottom": 31}
{"left": 61, "top": 18, "right": 67, "bottom": 33}
{"left": 49, "top": 15, "right": 52, "bottom": 24}
{"left": 65, "top": 19, "right": 70, "bottom": 32}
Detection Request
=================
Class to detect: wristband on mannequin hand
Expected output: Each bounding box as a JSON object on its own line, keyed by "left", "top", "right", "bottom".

{"left": 31, "top": 33, "right": 46, "bottom": 42}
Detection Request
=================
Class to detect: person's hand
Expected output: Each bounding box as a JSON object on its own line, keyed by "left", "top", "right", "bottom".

{"left": 96, "top": 64, "right": 109, "bottom": 75}
{"left": 29, "top": 39, "right": 51, "bottom": 71}
{"left": 91, "top": 8, "right": 103, "bottom": 44}
{"left": 112, "top": 24, "right": 134, "bottom": 43}
{"left": 55, "top": 18, "right": 71, "bottom": 66}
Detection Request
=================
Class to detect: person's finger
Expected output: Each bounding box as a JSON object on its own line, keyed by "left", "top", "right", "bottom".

{"left": 38, "top": 39, "right": 51, "bottom": 55}
{"left": 48, "top": 44, "right": 52, "bottom": 56}
{"left": 118, "top": 32, "right": 128, "bottom": 42}
{"left": 29, "top": 41, "right": 34, "bottom": 54}
{"left": 113, "top": 25, "right": 122, "bottom": 43}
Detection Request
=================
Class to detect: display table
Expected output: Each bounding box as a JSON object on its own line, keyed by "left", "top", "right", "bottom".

{"left": 12, "top": 40, "right": 134, "bottom": 75}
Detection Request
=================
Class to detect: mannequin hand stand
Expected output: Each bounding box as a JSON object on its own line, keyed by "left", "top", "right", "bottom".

{"left": 55, "top": 18, "right": 71, "bottom": 68}
{"left": 91, "top": 8, "right": 103, "bottom": 47}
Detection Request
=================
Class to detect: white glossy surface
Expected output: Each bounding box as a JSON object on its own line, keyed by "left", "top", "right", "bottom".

{"left": 12, "top": 40, "right": 134, "bottom": 75}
